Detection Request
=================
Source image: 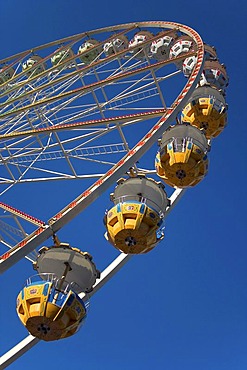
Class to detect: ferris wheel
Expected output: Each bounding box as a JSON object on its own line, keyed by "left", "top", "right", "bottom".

{"left": 0, "top": 21, "right": 228, "bottom": 367}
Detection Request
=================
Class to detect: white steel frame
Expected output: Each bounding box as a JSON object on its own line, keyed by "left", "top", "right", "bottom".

{"left": 0, "top": 21, "right": 205, "bottom": 367}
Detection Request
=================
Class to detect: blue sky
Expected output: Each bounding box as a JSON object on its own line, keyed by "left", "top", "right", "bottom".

{"left": 0, "top": 1, "right": 246, "bottom": 370}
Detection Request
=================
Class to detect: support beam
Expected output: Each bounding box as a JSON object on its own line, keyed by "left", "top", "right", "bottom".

{"left": 0, "top": 189, "right": 185, "bottom": 368}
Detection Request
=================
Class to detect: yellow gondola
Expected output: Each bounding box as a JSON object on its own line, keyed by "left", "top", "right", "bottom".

{"left": 104, "top": 175, "right": 169, "bottom": 254}
{"left": 181, "top": 86, "right": 227, "bottom": 138}
{"left": 155, "top": 124, "right": 209, "bottom": 188}
{"left": 16, "top": 274, "right": 87, "bottom": 341}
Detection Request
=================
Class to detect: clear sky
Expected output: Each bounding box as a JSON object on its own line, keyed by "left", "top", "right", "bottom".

{"left": 0, "top": 1, "right": 246, "bottom": 370}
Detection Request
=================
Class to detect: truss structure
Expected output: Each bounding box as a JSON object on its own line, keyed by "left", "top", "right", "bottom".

{"left": 0, "top": 21, "right": 204, "bottom": 367}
